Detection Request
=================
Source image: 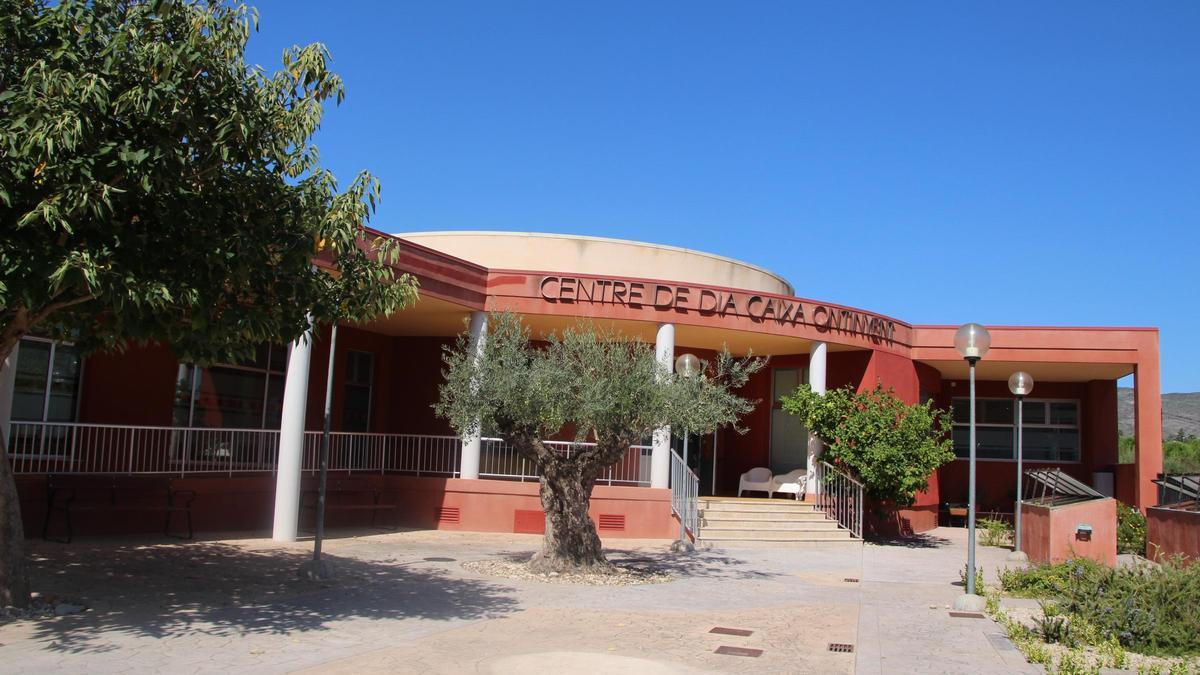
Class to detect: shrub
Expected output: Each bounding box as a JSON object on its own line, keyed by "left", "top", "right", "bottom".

{"left": 1118, "top": 503, "right": 1148, "bottom": 555}
{"left": 780, "top": 384, "right": 954, "bottom": 506}
{"left": 1005, "top": 557, "right": 1200, "bottom": 656}
{"left": 980, "top": 516, "right": 1013, "bottom": 548}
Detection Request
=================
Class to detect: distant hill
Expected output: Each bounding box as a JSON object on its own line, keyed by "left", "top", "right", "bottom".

{"left": 1117, "top": 388, "right": 1200, "bottom": 439}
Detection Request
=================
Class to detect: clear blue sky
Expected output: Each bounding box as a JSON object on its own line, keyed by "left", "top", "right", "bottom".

{"left": 246, "top": 2, "right": 1199, "bottom": 392}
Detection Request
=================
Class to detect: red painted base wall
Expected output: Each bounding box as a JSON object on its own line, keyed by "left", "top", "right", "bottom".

{"left": 1146, "top": 508, "right": 1200, "bottom": 564}
{"left": 1020, "top": 499, "right": 1117, "bottom": 566}
{"left": 18, "top": 474, "right": 676, "bottom": 541}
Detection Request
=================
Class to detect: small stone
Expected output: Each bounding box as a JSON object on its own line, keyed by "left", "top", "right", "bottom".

{"left": 54, "top": 603, "right": 84, "bottom": 616}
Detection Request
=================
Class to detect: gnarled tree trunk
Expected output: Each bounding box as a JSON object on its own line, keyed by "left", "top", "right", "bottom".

{"left": 0, "top": 443, "right": 29, "bottom": 608}
{"left": 0, "top": 334, "right": 30, "bottom": 607}
{"left": 518, "top": 434, "right": 635, "bottom": 573}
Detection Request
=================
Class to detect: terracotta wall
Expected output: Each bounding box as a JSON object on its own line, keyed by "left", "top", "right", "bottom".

{"left": 1020, "top": 498, "right": 1117, "bottom": 566}
{"left": 934, "top": 379, "right": 1122, "bottom": 514}
{"left": 1145, "top": 507, "right": 1200, "bottom": 564}
{"left": 21, "top": 474, "right": 676, "bottom": 540}
{"left": 78, "top": 343, "right": 179, "bottom": 425}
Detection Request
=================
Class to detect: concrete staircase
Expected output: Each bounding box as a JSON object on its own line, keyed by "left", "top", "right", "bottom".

{"left": 697, "top": 497, "right": 860, "bottom": 548}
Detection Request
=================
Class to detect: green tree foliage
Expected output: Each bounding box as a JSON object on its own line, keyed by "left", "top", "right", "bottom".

{"left": 0, "top": 0, "right": 418, "bottom": 606}
{"left": 1118, "top": 435, "right": 1200, "bottom": 475}
{"left": 780, "top": 384, "right": 954, "bottom": 507}
{"left": 436, "top": 313, "right": 764, "bottom": 572}
{"left": 1117, "top": 502, "right": 1147, "bottom": 555}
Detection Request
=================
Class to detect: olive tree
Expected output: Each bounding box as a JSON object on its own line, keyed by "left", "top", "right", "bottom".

{"left": 436, "top": 313, "right": 764, "bottom": 572}
{"left": 0, "top": 0, "right": 417, "bottom": 606}
{"left": 781, "top": 384, "right": 954, "bottom": 506}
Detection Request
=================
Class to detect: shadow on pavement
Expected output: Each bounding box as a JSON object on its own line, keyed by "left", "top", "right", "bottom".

{"left": 868, "top": 532, "right": 953, "bottom": 549}
{"left": 23, "top": 539, "right": 520, "bottom": 654}
{"left": 492, "top": 547, "right": 780, "bottom": 580}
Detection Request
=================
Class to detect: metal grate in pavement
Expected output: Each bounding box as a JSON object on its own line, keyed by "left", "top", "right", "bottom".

{"left": 949, "top": 611, "right": 985, "bottom": 619}
{"left": 715, "top": 646, "right": 763, "bottom": 657}
{"left": 709, "top": 627, "right": 753, "bottom": 637}
{"left": 828, "top": 643, "right": 855, "bottom": 653}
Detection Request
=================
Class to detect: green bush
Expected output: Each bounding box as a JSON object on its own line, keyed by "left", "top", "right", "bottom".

{"left": 1002, "top": 558, "right": 1200, "bottom": 656}
{"left": 980, "top": 516, "right": 1013, "bottom": 548}
{"left": 1118, "top": 503, "right": 1147, "bottom": 555}
{"left": 1001, "top": 558, "right": 1103, "bottom": 598}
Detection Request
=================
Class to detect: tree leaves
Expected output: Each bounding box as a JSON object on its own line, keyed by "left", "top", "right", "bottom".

{"left": 781, "top": 384, "right": 955, "bottom": 506}
{"left": 0, "top": 0, "right": 417, "bottom": 364}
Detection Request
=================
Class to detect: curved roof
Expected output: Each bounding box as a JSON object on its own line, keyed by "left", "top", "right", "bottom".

{"left": 394, "top": 231, "right": 795, "bottom": 296}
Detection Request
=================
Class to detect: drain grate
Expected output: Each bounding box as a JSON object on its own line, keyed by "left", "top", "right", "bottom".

{"left": 422, "top": 557, "right": 456, "bottom": 562}
{"left": 949, "top": 611, "right": 985, "bottom": 619}
{"left": 828, "top": 643, "right": 855, "bottom": 653}
{"left": 843, "top": 577, "right": 859, "bottom": 583}
{"left": 709, "top": 627, "right": 753, "bottom": 637}
{"left": 714, "top": 646, "right": 762, "bottom": 658}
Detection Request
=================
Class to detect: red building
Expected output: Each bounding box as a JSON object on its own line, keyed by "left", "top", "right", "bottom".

{"left": 0, "top": 232, "right": 1163, "bottom": 540}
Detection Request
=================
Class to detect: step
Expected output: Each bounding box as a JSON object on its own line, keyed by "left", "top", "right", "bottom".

{"left": 701, "top": 510, "right": 831, "bottom": 523}
{"left": 700, "top": 527, "right": 853, "bottom": 540}
{"left": 699, "top": 500, "right": 817, "bottom": 514}
{"left": 699, "top": 519, "right": 842, "bottom": 531}
{"left": 698, "top": 538, "right": 864, "bottom": 549}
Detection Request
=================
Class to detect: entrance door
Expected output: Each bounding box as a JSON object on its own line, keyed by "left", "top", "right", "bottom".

{"left": 769, "top": 368, "right": 808, "bottom": 474}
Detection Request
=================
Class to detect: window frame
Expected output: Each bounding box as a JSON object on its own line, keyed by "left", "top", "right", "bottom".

{"left": 10, "top": 336, "right": 84, "bottom": 424}
{"left": 174, "top": 344, "right": 287, "bottom": 431}
{"left": 7, "top": 336, "right": 85, "bottom": 460}
{"left": 951, "top": 396, "right": 1082, "bottom": 463}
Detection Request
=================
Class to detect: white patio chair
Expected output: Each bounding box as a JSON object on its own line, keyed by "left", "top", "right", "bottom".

{"left": 738, "top": 467, "right": 774, "bottom": 497}
{"left": 771, "top": 468, "right": 810, "bottom": 501}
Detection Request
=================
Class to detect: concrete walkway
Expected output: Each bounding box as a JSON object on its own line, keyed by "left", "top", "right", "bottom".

{"left": 0, "top": 527, "right": 1038, "bottom": 674}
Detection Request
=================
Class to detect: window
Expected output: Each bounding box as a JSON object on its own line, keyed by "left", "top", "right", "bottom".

{"left": 173, "top": 344, "right": 287, "bottom": 429}
{"left": 341, "top": 351, "right": 374, "bottom": 433}
{"left": 7, "top": 338, "right": 83, "bottom": 459}
{"left": 10, "top": 338, "right": 82, "bottom": 423}
{"left": 952, "top": 398, "right": 1080, "bottom": 462}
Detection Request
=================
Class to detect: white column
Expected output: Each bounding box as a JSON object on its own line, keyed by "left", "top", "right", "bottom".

{"left": 650, "top": 323, "right": 675, "bottom": 489}
{"left": 806, "top": 341, "right": 828, "bottom": 496}
{"left": 272, "top": 317, "right": 315, "bottom": 542}
{"left": 459, "top": 311, "right": 488, "bottom": 480}
{"left": 0, "top": 341, "right": 19, "bottom": 448}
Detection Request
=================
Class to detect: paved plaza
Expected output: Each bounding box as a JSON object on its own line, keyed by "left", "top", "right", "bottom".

{"left": 0, "top": 527, "right": 1038, "bottom": 674}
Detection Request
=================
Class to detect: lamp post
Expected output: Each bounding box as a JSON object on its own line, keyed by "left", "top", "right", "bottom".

{"left": 673, "top": 353, "right": 701, "bottom": 553}
{"left": 953, "top": 323, "right": 990, "bottom": 611}
{"left": 1007, "top": 371, "right": 1034, "bottom": 563}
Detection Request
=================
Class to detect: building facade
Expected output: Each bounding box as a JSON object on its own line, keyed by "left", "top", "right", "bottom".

{"left": 1, "top": 231, "right": 1163, "bottom": 540}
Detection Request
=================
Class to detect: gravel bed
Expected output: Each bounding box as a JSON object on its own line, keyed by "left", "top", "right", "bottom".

{"left": 462, "top": 558, "right": 673, "bottom": 586}
{"left": 1, "top": 593, "right": 88, "bottom": 624}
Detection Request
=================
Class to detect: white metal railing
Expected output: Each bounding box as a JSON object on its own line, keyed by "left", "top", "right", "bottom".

{"left": 669, "top": 448, "right": 699, "bottom": 539}
{"left": 7, "top": 422, "right": 282, "bottom": 475}
{"left": 479, "top": 438, "right": 652, "bottom": 487}
{"left": 6, "top": 422, "right": 651, "bottom": 486}
{"left": 815, "top": 460, "right": 864, "bottom": 539}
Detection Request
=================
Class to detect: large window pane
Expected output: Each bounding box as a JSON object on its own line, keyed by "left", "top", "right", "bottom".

{"left": 772, "top": 368, "right": 801, "bottom": 403}
{"left": 11, "top": 341, "right": 50, "bottom": 421}
{"left": 1049, "top": 402, "right": 1078, "bottom": 426}
{"left": 46, "top": 344, "right": 81, "bottom": 421}
{"left": 1022, "top": 400, "right": 1046, "bottom": 425}
{"left": 191, "top": 367, "right": 267, "bottom": 429}
{"left": 978, "top": 399, "right": 1014, "bottom": 425}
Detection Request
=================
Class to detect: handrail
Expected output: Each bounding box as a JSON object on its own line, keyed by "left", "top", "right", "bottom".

{"left": 669, "top": 448, "right": 699, "bottom": 540}
{"left": 815, "top": 460, "right": 864, "bottom": 539}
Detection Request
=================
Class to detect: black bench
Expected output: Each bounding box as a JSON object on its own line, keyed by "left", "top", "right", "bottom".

{"left": 301, "top": 475, "right": 400, "bottom": 530}
{"left": 43, "top": 475, "right": 196, "bottom": 543}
